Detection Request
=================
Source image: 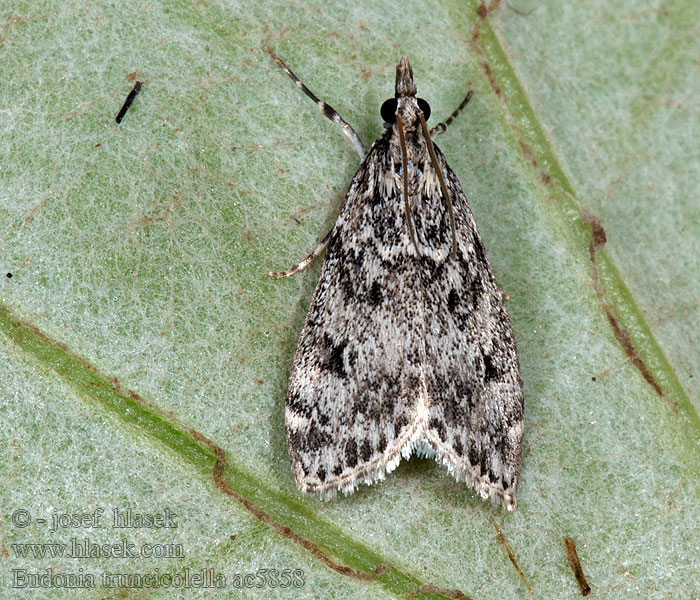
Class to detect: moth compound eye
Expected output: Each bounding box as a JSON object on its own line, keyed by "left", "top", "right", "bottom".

{"left": 380, "top": 98, "right": 398, "bottom": 124}
{"left": 417, "top": 98, "right": 431, "bottom": 120}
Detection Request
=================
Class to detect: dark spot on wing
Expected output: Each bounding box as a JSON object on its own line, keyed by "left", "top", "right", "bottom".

{"left": 468, "top": 443, "right": 479, "bottom": 468}
{"left": 287, "top": 392, "right": 314, "bottom": 419}
{"left": 448, "top": 288, "right": 459, "bottom": 312}
{"left": 394, "top": 413, "right": 409, "bottom": 437}
{"left": 365, "top": 400, "right": 381, "bottom": 423}
{"left": 480, "top": 451, "right": 489, "bottom": 477}
{"left": 307, "top": 423, "right": 329, "bottom": 451}
{"left": 288, "top": 428, "right": 303, "bottom": 455}
{"left": 369, "top": 280, "right": 382, "bottom": 305}
{"left": 429, "top": 417, "right": 446, "bottom": 442}
{"left": 346, "top": 347, "right": 358, "bottom": 370}
{"left": 345, "top": 439, "right": 358, "bottom": 468}
{"left": 321, "top": 334, "right": 347, "bottom": 379}
{"left": 472, "top": 234, "right": 486, "bottom": 264}
{"left": 483, "top": 354, "right": 499, "bottom": 381}
{"left": 353, "top": 397, "right": 367, "bottom": 416}
{"left": 360, "top": 439, "right": 372, "bottom": 463}
{"left": 443, "top": 399, "right": 468, "bottom": 429}
{"left": 335, "top": 260, "right": 355, "bottom": 299}
{"left": 470, "top": 270, "right": 484, "bottom": 298}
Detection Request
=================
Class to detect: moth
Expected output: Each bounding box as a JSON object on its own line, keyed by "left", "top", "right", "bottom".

{"left": 265, "top": 47, "right": 524, "bottom": 510}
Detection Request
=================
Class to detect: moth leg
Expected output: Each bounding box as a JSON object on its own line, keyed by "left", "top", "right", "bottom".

{"left": 267, "top": 228, "right": 332, "bottom": 279}
{"left": 264, "top": 45, "right": 366, "bottom": 160}
{"left": 430, "top": 90, "right": 473, "bottom": 138}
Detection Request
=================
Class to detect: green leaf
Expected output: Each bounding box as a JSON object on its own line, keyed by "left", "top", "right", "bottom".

{"left": 1, "top": 1, "right": 698, "bottom": 598}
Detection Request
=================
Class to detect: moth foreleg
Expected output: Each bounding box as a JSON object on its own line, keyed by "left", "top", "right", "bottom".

{"left": 267, "top": 228, "right": 332, "bottom": 279}
{"left": 264, "top": 45, "right": 366, "bottom": 160}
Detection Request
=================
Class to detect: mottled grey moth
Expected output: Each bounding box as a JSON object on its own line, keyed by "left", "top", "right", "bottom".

{"left": 265, "top": 47, "right": 524, "bottom": 510}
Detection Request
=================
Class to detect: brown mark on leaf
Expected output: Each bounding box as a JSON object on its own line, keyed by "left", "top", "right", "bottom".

{"left": 22, "top": 189, "right": 52, "bottom": 231}
{"left": 505, "top": 2, "right": 534, "bottom": 16}
{"left": 469, "top": 2, "right": 502, "bottom": 97}
{"left": 471, "top": 1, "right": 501, "bottom": 48}
{"left": 1, "top": 12, "right": 57, "bottom": 46}
{"left": 480, "top": 61, "right": 501, "bottom": 98}
{"left": 581, "top": 210, "right": 677, "bottom": 410}
{"left": 518, "top": 141, "right": 552, "bottom": 186}
{"left": 563, "top": 537, "right": 591, "bottom": 596}
{"left": 492, "top": 519, "right": 533, "bottom": 594}
{"left": 408, "top": 583, "right": 475, "bottom": 600}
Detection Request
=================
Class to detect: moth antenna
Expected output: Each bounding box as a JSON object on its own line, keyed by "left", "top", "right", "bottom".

{"left": 396, "top": 113, "right": 420, "bottom": 257}
{"left": 418, "top": 111, "right": 457, "bottom": 259}
{"left": 430, "top": 90, "right": 473, "bottom": 138}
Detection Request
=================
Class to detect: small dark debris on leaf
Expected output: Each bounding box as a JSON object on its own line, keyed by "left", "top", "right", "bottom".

{"left": 563, "top": 536, "right": 591, "bottom": 596}
{"left": 116, "top": 81, "right": 143, "bottom": 124}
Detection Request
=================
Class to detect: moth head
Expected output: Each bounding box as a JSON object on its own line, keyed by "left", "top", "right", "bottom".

{"left": 394, "top": 56, "right": 416, "bottom": 97}
{"left": 381, "top": 57, "right": 431, "bottom": 125}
